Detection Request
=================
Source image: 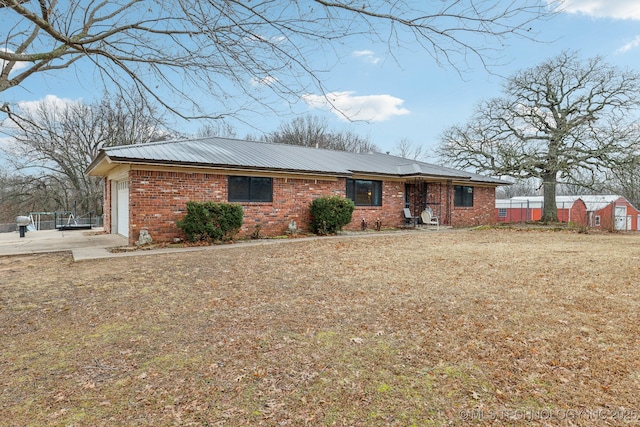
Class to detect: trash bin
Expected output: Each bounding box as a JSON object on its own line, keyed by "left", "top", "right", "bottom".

{"left": 16, "top": 216, "right": 30, "bottom": 238}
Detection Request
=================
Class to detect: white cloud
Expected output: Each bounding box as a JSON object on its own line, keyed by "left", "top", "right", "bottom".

{"left": 302, "top": 91, "right": 410, "bottom": 122}
{"left": 557, "top": 0, "right": 640, "bottom": 20}
{"left": 353, "top": 50, "right": 380, "bottom": 64}
{"left": 1, "top": 48, "right": 29, "bottom": 74}
{"left": 616, "top": 35, "right": 640, "bottom": 53}
{"left": 250, "top": 75, "right": 278, "bottom": 87}
{"left": 17, "top": 94, "right": 80, "bottom": 116}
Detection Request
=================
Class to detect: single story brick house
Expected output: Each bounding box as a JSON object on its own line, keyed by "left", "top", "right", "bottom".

{"left": 496, "top": 195, "right": 640, "bottom": 230}
{"left": 86, "top": 137, "right": 505, "bottom": 244}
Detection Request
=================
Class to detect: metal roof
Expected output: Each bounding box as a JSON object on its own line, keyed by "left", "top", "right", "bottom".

{"left": 87, "top": 136, "right": 505, "bottom": 184}
{"left": 496, "top": 195, "right": 633, "bottom": 211}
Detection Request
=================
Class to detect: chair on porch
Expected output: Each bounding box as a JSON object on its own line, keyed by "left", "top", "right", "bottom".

{"left": 420, "top": 208, "right": 439, "bottom": 230}
{"left": 403, "top": 208, "right": 419, "bottom": 226}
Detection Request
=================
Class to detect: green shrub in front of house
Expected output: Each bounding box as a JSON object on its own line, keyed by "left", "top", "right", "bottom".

{"left": 177, "top": 201, "right": 243, "bottom": 242}
{"left": 309, "top": 196, "right": 355, "bottom": 235}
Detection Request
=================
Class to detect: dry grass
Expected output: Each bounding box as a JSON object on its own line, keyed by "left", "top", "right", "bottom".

{"left": 1, "top": 229, "right": 640, "bottom": 426}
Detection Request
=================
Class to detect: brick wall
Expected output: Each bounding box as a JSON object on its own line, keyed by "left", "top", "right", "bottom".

{"left": 239, "top": 177, "right": 344, "bottom": 238}
{"left": 128, "top": 170, "right": 227, "bottom": 244}
{"left": 450, "top": 186, "right": 496, "bottom": 227}
{"left": 118, "top": 170, "right": 408, "bottom": 244}
{"left": 345, "top": 181, "right": 405, "bottom": 231}
{"left": 108, "top": 169, "right": 497, "bottom": 244}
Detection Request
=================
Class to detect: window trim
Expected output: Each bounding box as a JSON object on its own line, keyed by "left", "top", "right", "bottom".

{"left": 228, "top": 176, "right": 273, "bottom": 203}
{"left": 346, "top": 178, "right": 382, "bottom": 206}
{"left": 454, "top": 185, "right": 474, "bottom": 207}
{"left": 498, "top": 207, "right": 507, "bottom": 218}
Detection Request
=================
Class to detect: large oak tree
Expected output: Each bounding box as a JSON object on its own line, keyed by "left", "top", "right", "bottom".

{"left": 438, "top": 51, "right": 640, "bottom": 221}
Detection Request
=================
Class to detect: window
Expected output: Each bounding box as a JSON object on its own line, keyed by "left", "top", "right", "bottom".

{"left": 595, "top": 215, "right": 601, "bottom": 227}
{"left": 346, "top": 179, "right": 382, "bottom": 206}
{"left": 498, "top": 208, "right": 507, "bottom": 218}
{"left": 454, "top": 185, "right": 474, "bottom": 207}
{"left": 228, "top": 176, "right": 273, "bottom": 202}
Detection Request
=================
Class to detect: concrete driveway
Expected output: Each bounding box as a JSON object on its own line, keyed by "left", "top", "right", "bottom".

{"left": 0, "top": 228, "right": 127, "bottom": 261}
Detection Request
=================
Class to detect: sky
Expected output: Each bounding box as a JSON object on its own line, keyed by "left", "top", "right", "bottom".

{"left": 2, "top": 0, "right": 640, "bottom": 162}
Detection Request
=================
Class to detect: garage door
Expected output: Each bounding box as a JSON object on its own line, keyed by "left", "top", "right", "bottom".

{"left": 116, "top": 181, "right": 129, "bottom": 237}
{"left": 614, "top": 206, "right": 627, "bottom": 231}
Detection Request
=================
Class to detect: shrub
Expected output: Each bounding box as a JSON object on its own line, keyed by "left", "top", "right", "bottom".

{"left": 177, "top": 201, "right": 243, "bottom": 242}
{"left": 309, "top": 196, "right": 355, "bottom": 235}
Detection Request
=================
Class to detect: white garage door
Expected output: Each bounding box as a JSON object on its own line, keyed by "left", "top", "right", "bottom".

{"left": 116, "top": 181, "right": 129, "bottom": 237}
{"left": 614, "top": 206, "right": 627, "bottom": 231}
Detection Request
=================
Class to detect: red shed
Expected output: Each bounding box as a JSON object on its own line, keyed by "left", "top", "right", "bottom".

{"left": 496, "top": 195, "right": 640, "bottom": 231}
{"left": 580, "top": 195, "right": 640, "bottom": 231}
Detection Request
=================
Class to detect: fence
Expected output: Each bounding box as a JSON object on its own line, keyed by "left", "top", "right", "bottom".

{"left": 497, "top": 199, "right": 637, "bottom": 231}
{"left": 0, "top": 214, "right": 103, "bottom": 233}
{"left": 496, "top": 201, "right": 576, "bottom": 224}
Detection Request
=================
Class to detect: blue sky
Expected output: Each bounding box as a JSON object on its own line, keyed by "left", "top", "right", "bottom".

{"left": 296, "top": 0, "right": 640, "bottom": 158}
{"left": 2, "top": 0, "right": 640, "bottom": 161}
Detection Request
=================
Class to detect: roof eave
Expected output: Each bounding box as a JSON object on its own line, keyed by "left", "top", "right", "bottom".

{"left": 86, "top": 153, "right": 507, "bottom": 185}
{"left": 400, "top": 173, "right": 469, "bottom": 180}
{"left": 401, "top": 174, "right": 507, "bottom": 185}
{"left": 95, "top": 156, "right": 348, "bottom": 178}
{"left": 85, "top": 150, "right": 108, "bottom": 176}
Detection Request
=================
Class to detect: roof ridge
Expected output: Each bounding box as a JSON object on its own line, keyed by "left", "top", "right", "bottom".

{"left": 104, "top": 135, "right": 385, "bottom": 155}
{"left": 104, "top": 135, "right": 252, "bottom": 151}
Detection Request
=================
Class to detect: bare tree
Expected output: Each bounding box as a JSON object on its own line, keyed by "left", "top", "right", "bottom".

{"left": 603, "top": 156, "right": 640, "bottom": 209}
{"left": 438, "top": 51, "right": 640, "bottom": 222}
{"left": 196, "top": 122, "right": 237, "bottom": 139}
{"left": 392, "top": 138, "right": 426, "bottom": 160}
{"left": 2, "top": 93, "right": 168, "bottom": 215}
{"left": 264, "top": 115, "right": 330, "bottom": 148}
{"left": 263, "top": 115, "right": 379, "bottom": 153}
{"left": 1, "top": 0, "right": 555, "bottom": 122}
{"left": 0, "top": 171, "right": 70, "bottom": 223}
{"left": 330, "top": 129, "right": 379, "bottom": 153}
{"left": 496, "top": 177, "right": 541, "bottom": 199}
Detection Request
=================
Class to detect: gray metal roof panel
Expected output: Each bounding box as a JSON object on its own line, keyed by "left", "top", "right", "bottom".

{"left": 98, "top": 137, "right": 505, "bottom": 183}
{"left": 106, "top": 137, "right": 353, "bottom": 174}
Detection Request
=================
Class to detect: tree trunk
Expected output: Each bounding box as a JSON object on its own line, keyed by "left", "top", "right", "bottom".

{"left": 542, "top": 172, "right": 558, "bottom": 222}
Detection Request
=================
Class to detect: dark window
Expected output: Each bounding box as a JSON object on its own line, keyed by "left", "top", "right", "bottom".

{"left": 454, "top": 185, "right": 474, "bottom": 207}
{"left": 228, "top": 176, "right": 273, "bottom": 202}
{"left": 346, "top": 179, "right": 382, "bottom": 206}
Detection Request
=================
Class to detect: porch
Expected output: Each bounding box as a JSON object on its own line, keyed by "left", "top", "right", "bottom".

{"left": 403, "top": 178, "right": 450, "bottom": 227}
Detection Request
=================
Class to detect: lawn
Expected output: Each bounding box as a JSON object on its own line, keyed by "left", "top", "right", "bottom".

{"left": 1, "top": 229, "right": 640, "bottom": 426}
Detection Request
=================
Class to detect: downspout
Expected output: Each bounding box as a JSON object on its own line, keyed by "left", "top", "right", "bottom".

{"left": 446, "top": 179, "right": 453, "bottom": 226}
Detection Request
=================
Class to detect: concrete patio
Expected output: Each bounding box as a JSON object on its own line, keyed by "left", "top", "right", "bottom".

{"left": 0, "top": 228, "right": 127, "bottom": 261}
